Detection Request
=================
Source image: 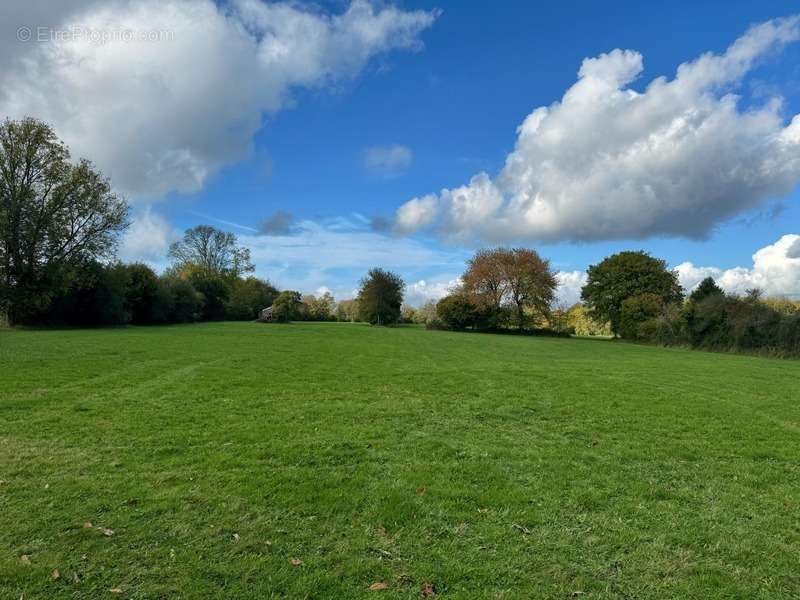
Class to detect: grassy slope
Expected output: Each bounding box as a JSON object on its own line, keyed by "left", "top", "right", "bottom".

{"left": 1, "top": 322, "right": 799, "bottom": 599}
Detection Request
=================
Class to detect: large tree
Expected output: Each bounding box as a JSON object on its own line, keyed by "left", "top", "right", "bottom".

{"left": 0, "top": 118, "right": 129, "bottom": 323}
{"left": 462, "top": 248, "right": 506, "bottom": 310}
{"left": 497, "top": 248, "right": 557, "bottom": 330}
{"left": 169, "top": 225, "right": 254, "bottom": 278}
{"left": 357, "top": 268, "right": 404, "bottom": 325}
{"left": 581, "top": 251, "right": 683, "bottom": 336}
{"left": 462, "top": 247, "right": 557, "bottom": 330}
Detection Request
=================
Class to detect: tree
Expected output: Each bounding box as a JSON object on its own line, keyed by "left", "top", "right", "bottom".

{"left": 335, "top": 298, "right": 359, "bottom": 322}
{"left": 357, "top": 268, "right": 404, "bottom": 325}
{"left": 565, "top": 303, "right": 612, "bottom": 337}
{"left": 689, "top": 277, "right": 724, "bottom": 303}
{"left": 0, "top": 118, "right": 129, "bottom": 324}
{"left": 272, "top": 290, "right": 302, "bottom": 322}
{"left": 169, "top": 225, "right": 254, "bottom": 278}
{"left": 436, "top": 294, "right": 478, "bottom": 330}
{"left": 163, "top": 277, "right": 202, "bottom": 323}
{"left": 619, "top": 293, "right": 664, "bottom": 340}
{"left": 581, "top": 251, "right": 683, "bottom": 336}
{"left": 121, "top": 263, "right": 161, "bottom": 324}
{"left": 497, "top": 248, "right": 557, "bottom": 330}
{"left": 226, "top": 277, "right": 278, "bottom": 320}
{"left": 303, "top": 292, "right": 336, "bottom": 321}
{"left": 462, "top": 248, "right": 505, "bottom": 311}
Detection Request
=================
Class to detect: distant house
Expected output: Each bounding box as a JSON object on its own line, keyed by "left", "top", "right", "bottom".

{"left": 259, "top": 306, "right": 275, "bottom": 322}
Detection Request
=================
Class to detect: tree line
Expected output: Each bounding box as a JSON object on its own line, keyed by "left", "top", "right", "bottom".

{"left": 2, "top": 117, "right": 798, "bottom": 356}
{"left": 429, "top": 247, "right": 800, "bottom": 357}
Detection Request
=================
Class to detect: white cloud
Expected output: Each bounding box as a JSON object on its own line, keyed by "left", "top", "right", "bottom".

{"left": 362, "top": 144, "right": 412, "bottom": 175}
{"left": 676, "top": 234, "right": 800, "bottom": 297}
{"left": 405, "top": 277, "right": 461, "bottom": 306}
{"left": 554, "top": 270, "right": 587, "bottom": 307}
{"left": 0, "top": 0, "right": 437, "bottom": 200}
{"left": 118, "top": 206, "right": 177, "bottom": 269}
{"left": 394, "top": 16, "right": 800, "bottom": 243}
{"left": 237, "top": 218, "right": 467, "bottom": 299}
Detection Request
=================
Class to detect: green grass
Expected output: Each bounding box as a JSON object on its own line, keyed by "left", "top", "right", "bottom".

{"left": 1, "top": 322, "right": 799, "bottom": 599}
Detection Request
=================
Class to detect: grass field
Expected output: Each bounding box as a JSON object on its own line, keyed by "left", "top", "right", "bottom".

{"left": 1, "top": 322, "right": 799, "bottom": 599}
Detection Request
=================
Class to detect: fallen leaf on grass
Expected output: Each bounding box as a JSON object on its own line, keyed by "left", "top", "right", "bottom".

{"left": 83, "top": 522, "right": 93, "bottom": 529}
{"left": 100, "top": 528, "right": 114, "bottom": 537}
{"left": 20, "top": 555, "right": 30, "bottom": 564}
{"left": 512, "top": 523, "right": 531, "bottom": 535}
{"left": 290, "top": 558, "right": 303, "bottom": 566}
{"left": 232, "top": 533, "right": 240, "bottom": 542}
{"left": 415, "top": 486, "right": 426, "bottom": 496}
{"left": 368, "top": 582, "right": 389, "bottom": 591}
{"left": 51, "top": 570, "right": 60, "bottom": 580}
{"left": 421, "top": 582, "right": 436, "bottom": 597}
{"left": 110, "top": 588, "right": 123, "bottom": 593}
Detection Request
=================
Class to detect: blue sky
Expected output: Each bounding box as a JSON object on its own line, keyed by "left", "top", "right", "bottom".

{"left": 2, "top": 0, "right": 799, "bottom": 304}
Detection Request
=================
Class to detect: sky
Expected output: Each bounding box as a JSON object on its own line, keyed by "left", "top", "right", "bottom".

{"left": 1, "top": 0, "right": 799, "bottom": 306}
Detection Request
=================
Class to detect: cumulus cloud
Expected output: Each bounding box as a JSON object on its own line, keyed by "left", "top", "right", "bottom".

{"left": 119, "top": 206, "right": 176, "bottom": 268}
{"left": 394, "top": 16, "right": 800, "bottom": 242}
{"left": 676, "top": 234, "right": 800, "bottom": 297}
{"left": 554, "top": 270, "right": 588, "bottom": 307}
{"left": 405, "top": 277, "right": 461, "bottom": 306}
{"left": 362, "top": 144, "right": 413, "bottom": 175}
{"left": 0, "top": 0, "right": 437, "bottom": 200}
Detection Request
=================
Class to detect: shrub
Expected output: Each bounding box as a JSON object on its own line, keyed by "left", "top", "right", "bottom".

{"left": 226, "top": 277, "right": 278, "bottom": 321}
{"left": 619, "top": 293, "right": 664, "bottom": 340}
{"left": 272, "top": 290, "right": 302, "bottom": 322}
{"left": 436, "top": 294, "right": 478, "bottom": 330}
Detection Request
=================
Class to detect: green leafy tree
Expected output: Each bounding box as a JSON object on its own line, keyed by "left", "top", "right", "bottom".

{"left": 272, "top": 290, "right": 302, "bottom": 322}
{"left": 565, "top": 303, "right": 612, "bottom": 337}
{"left": 122, "top": 263, "right": 161, "bottom": 324}
{"left": 581, "top": 251, "right": 683, "bottom": 336}
{"left": 226, "top": 277, "right": 278, "bottom": 320}
{"left": 357, "top": 268, "right": 404, "bottom": 325}
{"left": 619, "top": 293, "right": 665, "bottom": 340}
{"left": 0, "top": 118, "right": 129, "bottom": 324}
{"left": 436, "top": 294, "right": 478, "bottom": 330}
{"left": 335, "top": 298, "right": 359, "bottom": 322}
{"left": 689, "top": 277, "right": 724, "bottom": 303}
{"left": 303, "top": 292, "right": 336, "bottom": 321}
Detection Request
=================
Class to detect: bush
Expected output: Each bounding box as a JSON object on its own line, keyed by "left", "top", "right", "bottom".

{"left": 121, "top": 263, "right": 162, "bottom": 324}
{"left": 272, "top": 290, "right": 302, "bottom": 322}
{"left": 619, "top": 293, "right": 664, "bottom": 340}
{"left": 163, "top": 277, "right": 203, "bottom": 323}
{"left": 686, "top": 293, "right": 800, "bottom": 356}
{"left": 436, "top": 294, "right": 478, "bottom": 330}
{"left": 226, "top": 277, "right": 278, "bottom": 321}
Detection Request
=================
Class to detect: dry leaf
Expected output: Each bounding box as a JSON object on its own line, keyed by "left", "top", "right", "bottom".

{"left": 416, "top": 486, "right": 426, "bottom": 496}
{"left": 369, "top": 581, "right": 389, "bottom": 591}
{"left": 100, "top": 528, "right": 114, "bottom": 537}
{"left": 51, "top": 570, "right": 60, "bottom": 580}
{"left": 512, "top": 523, "right": 531, "bottom": 535}
{"left": 232, "top": 533, "right": 240, "bottom": 542}
{"left": 290, "top": 558, "right": 303, "bottom": 566}
{"left": 110, "top": 588, "right": 123, "bottom": 593}
{"left": 83, "top": 522, "right": 93, "bottom": 529}
{"left": 20, "top": 555, "right": 30, "bottom": 564}
{"left": 421, "top": 582, "right": 436, "bottom": 597}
